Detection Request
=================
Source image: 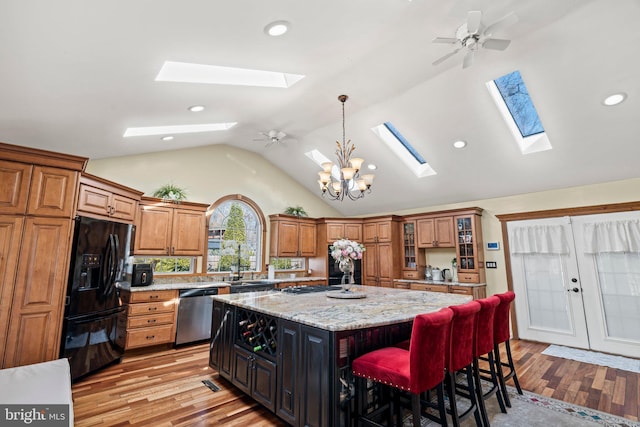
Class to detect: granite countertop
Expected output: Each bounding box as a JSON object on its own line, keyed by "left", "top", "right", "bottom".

{"left": 212, "top": 285, "right": 471, "bottom": 331}
{"left": 394, "top": 279, "right": 486, "bottom": 287}
{"left": 121, "top": 276, "right": 327, "bottom": 292}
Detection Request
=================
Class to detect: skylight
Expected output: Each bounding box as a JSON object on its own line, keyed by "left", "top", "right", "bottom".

{"left": 155, "top": 61, "right": 305, "bottom": 88}
{"left": 123, "top": 122, "right": 237, "bottom": 137}
{"left": 305, "top": 149, "right": 340, "bottom": 180}
{"left": 486, "top": 70, "right": 551, "bottom": 154}
{"left": 371, "top": 122, "right": 436, "bottom": 178}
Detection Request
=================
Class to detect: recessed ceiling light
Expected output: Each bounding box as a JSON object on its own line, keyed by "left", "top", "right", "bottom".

{"left": 161, "top": 136, "right": 174, "bottom": 141}
{"left": 603, "top": 92, "right": 627, "bottom": 106}
{"left": 453, "top": 140, "right": 467, "bottom": 149}
{"left": 188, "top": 105, "right": 205, "bottom": 112}
{"left": 368, "top": 164, "right": 377, "bottom": 170}
{"left": 123, "top": 122, "right": 237, "bottom": 137}
{"left": 264, "top": 20, "right": 289, "bottom": 37}
{"left": 155, "top": 61, "right": 304, "bottom": 88}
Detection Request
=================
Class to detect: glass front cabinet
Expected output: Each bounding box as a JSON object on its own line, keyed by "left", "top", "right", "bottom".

{"left": 454, "top": 212, "right": 485, "bottom": 284}
{"left": 401, "top": 220, "right": 424, "bottom": 280}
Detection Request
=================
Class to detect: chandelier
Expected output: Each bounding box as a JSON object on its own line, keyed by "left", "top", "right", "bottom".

{"left": 317, "top": 95, "right": 375, "bottom": 201}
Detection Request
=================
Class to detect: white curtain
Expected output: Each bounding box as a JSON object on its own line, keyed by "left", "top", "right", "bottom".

{"left": 510, "top": 224, "right": 570, "bottom": 255}
{"left": 583, "top": 220, "right": 640, "bottom": 253}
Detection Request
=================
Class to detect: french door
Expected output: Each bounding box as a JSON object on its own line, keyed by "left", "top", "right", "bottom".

{"left": 507, "top": 212, "right": 640, "bottom": 358}
{"left": 507, "top": 217, "right": 590, "bottom": 349}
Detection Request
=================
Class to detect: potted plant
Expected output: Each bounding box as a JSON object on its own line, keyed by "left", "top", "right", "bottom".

{"left": 152, "top": 184, "right": 187, "bottom": 203}
{"left": 284, "top": 206, "right": 307, "bottom": 217}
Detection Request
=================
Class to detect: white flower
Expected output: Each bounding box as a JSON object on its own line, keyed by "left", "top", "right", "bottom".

{"left": 329, "top": 239, "right": 365, "bottom": 263}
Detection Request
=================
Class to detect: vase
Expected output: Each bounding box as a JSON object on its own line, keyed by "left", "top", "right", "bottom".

{"left": 339, "top": 258, "right": 354, "bottom": 292}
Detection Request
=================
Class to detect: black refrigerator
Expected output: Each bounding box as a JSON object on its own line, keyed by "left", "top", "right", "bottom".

{"left": 60, "top": 216, "right": 131, "bottom": 381}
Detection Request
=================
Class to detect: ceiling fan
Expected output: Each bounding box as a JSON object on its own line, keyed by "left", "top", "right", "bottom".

{"left": 254, "top": 130, "right": 291, "bottom": 148}
{"left": 432, "top": 10, "right": 518, "bottom": 69}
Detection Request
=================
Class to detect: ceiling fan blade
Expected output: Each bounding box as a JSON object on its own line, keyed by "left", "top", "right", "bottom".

{"left": 462, "top": 49, "right": 475, "bottom": 69}
{"left": 483, "top": 12, "right": 518, "bottom": 36}
{"left": 467, "top": 10, "right": 482, "bottom": 34}
{"left": 482, "top": 38, "right": 511, "bottom": 50}
{"left": 432, "top": 48, "right": 461, "bottom": 66}
{"left": 432, "top": 37, "right": 459, "bottom": 44}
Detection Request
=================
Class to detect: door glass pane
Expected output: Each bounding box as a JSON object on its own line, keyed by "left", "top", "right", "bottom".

{"left": 594, "top": 253, "right": 640, "bottom": 341}
{"left": 522, "top": 254, "right": 571, "bottom": 331}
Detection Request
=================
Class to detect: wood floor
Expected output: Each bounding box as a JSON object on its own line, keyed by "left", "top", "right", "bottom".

{"left": 71, "top": 340, "right": 639, "bottom": 426}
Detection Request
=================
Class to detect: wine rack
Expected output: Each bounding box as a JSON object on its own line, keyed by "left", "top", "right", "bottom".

{"left": 236, "top": 308, "right": 278, "bottom": 360}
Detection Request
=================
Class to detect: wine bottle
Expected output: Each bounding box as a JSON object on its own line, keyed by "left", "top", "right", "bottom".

{"left": 238, "top": 319, "right": 249, "bottom": 327}
{"left": 253, "top": 344, "right": 263, "bottom": 352}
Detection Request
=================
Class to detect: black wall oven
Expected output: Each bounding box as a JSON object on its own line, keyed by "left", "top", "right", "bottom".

{"left": 327, "top": 246, "right": 362, "bottom": 286}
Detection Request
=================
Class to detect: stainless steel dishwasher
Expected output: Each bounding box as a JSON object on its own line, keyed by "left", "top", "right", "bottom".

{"left": 175, "top": 287, "right": 218, "bottom": 345}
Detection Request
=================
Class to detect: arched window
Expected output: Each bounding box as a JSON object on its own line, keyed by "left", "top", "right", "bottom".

{"left": 207, "top": 195, "right": 266, "bottom": 274}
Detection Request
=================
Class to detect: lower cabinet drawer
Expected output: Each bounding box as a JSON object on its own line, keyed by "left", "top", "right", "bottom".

{"left": 457, "top": 273, "right": 480, "bottom": 283}
{"left": 128, "top": 301, "right": 176, "bottom": 316}
{"left": 410, "top": 283, "right": 448, "bottom": 293}
{"left": 126, "top": 324, "right": 174, "bottom": 349}
{"left": 402, "top": 270, "right": 421, "bottom": 280}
{"left": 449, "top": 286, "right": 473, "bottom": 295}
{"left": 127, "top": 312, "right": 175, "bottom": 328}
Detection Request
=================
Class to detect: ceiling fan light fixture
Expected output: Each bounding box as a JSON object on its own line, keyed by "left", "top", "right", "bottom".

{"left": 264, "top": 20, "right": 290, "bottom": 37}
{"left": 603, "top": 92, "right": 627, "bottom": 106}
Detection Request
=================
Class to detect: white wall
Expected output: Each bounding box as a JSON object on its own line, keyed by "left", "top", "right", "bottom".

{"left": 87, "top": 143, "right": 640, "bottom": 294}
{"left": 86, "top": 144, "right": 342, "bottom": 220}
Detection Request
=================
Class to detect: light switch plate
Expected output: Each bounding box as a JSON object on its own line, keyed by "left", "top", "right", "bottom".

{"left": 486, "top": 261, "right": 497, "bottom": 268}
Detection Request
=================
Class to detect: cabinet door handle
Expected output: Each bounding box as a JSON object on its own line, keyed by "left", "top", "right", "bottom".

{"left": 147, "top": 319, "right": 156, "bottom": 324}
{"left": 150, "top": 295, "right": 159, "bottom": 299}
{"left": 146, "top": 335, "right": 155, "bottom": 340}
{"left": 148, "top": 307, "right": 157, "bottom": 311}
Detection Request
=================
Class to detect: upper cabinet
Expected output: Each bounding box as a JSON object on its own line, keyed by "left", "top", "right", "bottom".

{"left": 401, "top": 220, "right": 425, "bottom": 280}
{"left": 0, "top": 160, "right": 31, "bottom": 214}
{"left": 133, "top": 197, "right": 208, "bottom": 256}
{"left": 269, "top": 214, "right": 316, "bottom": 257}
{"left": 363, "top": 218, "right": 394, "bottom": 243}
{"left": 316, "top": 218, "right": 363, "bottom": 244}
{"left": 77, "top": 173, "right": 143, "bottom": 223}
{"left": 416, "top": 216, "right": 455, "bottom": 248}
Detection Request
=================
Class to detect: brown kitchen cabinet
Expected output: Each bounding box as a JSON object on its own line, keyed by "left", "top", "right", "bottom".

{"left": 416, "top": 216, "right": 455, "bottom": 248}
{"left": 454, "top": 209, "right": 486, "bottom": 284}
{"left": 269, "top": 214, "right": 316, "bottom": 257}
{"left": 133, "top": 197, "right": 208, "bottom": 256}
{"left": 363, "top": 218, "right": 395, "bottom": 243}
{"left": 77, "top": 173, "right": 142, "bottom": 223}
{"left": 0, "top": 142, "right": 86, "bottom": 369}
{"left": 123, "top": 289, "right": 178, "bottom": 349}
{"left": 316, "top": 218, "right": 363, "bottom": 244}
{"left": 401, "top": 220, "right": 425, "bottom": 280}
{"left": 3, "top": 217, "right": 72, "bottom": 367}
{"left": 362, "top": 216, "right": 402, "bottom": 287}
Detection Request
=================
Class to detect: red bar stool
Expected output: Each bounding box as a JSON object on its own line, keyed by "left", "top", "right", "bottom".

{"left": 446, "top": 300, "right": 483, "bottom": 427}
{"left": 352, "top": 308, "right": 453, "bottom": 427}
{"left": 473, "top": 296, "right": 506, "bottom": 427}
{"left": 493, "top": 291, "right": 523, "bottom": 408}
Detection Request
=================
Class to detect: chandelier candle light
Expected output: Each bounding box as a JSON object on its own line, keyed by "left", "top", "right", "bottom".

{"left": 318, "top": 95, "right": 375, "bottom": 201}
{"left": 330, "top": 239, "right": 365, "bottom": 291}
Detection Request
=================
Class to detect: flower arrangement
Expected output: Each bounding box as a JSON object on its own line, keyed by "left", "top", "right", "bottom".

{"left": 330, "top": 239, "right": 365, "bottom": 271}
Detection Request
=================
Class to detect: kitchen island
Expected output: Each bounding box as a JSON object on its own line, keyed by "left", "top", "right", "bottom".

{"left": 209, "top": 286, "right": 471, "bottom": 427}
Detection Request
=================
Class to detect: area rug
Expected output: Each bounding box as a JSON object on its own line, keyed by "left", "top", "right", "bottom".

{"left": 404, "top": 386, "right": 639, "bottom": 427}
{"left": 542, "top": 344, "right": 640, "bottom": 374}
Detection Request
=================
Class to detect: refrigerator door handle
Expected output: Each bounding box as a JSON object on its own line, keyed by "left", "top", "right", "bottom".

{"left": 101, "top": 234, "right": 117, "bottom": 297}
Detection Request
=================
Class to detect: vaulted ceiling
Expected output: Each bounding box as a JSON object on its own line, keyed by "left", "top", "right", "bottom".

{"left": 1, "top": 0, "right": 638, "bottom": 216}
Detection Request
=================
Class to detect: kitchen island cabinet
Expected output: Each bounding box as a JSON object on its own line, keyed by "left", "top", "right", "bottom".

{"left": 210, "top": 286, "right": 470, "bottom": 426}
